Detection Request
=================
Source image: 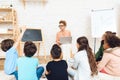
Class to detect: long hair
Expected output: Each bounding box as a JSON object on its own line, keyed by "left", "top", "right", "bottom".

{"left": 77, "top": 36, "right": 98, "bottom": 76}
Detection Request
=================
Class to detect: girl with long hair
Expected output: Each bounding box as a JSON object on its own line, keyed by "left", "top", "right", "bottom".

{"left": 68, "top": 36, "right": 98, "bottom": 80}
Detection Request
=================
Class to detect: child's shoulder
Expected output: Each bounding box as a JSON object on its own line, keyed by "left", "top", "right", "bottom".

{"left": 61, "top": 60, "right": 67, "bottom": 62}
{"left": 47, "top": 60, "right": 54, "bottom": 64}
{"left": 18, "top": 57, "right": 38, "bottom": 61}
{"left": 7, "top": 46, "right": 16, "bottom": 52}
{"left": 46, "top": 60, "right": 53, "bottom": 66}
{"left": 61, "top": 60, "right": 68, "bottom": 65}
{"left": 48, "top": 60, "right": 67, "bottom": 64}
{"left": 48, "top": 59, "right": 66, "bottom": 62}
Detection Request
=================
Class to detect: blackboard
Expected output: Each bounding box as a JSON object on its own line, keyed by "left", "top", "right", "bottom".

{"left": 22, "top": 29, "right": 43, "bottom": 42}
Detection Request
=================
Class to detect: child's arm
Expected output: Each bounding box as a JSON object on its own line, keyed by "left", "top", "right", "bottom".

{"left": 45, "top": 63, "right": 51, "bottom": 75}
{"left": 13, "top": 27, "right": 26, "bottom": 48}
{"left": 97, "top": 53, "right": 110, "bottom": 71}
{"left": 71, "top": 54, "right": 79, "bottom": 70}
{"left": 45, "top": 70, "right": 51, "bottom": 80}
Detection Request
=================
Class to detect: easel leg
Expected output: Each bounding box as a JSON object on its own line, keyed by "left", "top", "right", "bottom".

{"left": 94, "top": 38, "right": 96, "bottom": 55}
{"left": 43, "top": 42, "right": 46, "bottom": 63}
{"left": 37, "top": 43, "right": 40, "bottom": 59}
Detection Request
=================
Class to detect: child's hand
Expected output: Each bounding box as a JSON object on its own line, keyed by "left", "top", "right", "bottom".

{"left": 13, "top": 27, "right": 26, "bottom": 48}
{"left": 45, "top": 70, "right": 50, "bottom": 75}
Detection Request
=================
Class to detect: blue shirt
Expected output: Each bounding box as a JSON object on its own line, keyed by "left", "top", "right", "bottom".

{"left": 17, "top": 57, "right": 38, "bottom": 80}
{"left": 4, "top": 47, "right": 18, "bottom": 74}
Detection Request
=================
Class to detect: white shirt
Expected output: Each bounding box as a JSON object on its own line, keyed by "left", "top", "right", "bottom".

{"left": 72, "top": 50, "right": 91, "bottom": 80}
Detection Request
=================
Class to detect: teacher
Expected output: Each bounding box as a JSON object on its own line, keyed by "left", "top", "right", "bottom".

{"left": 56, "top": 20, "right": 71, "bottom": 60}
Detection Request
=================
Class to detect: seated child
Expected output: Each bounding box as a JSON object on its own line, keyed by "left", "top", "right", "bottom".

{"left": 95, "top": 31, "right": 116, "bottom": 62}
{"left": 17, "top": 41, "right": 44, "bottom": 80}
{"left": 45, "top": 44, "right": 68, "bottom": 80}
{"left": 1, "top": 27, "right": 26, "bottom": 80}
{"left": 97, "top": 32, "right": 120, "bottom": 76}
{"left": 68, "top": 36, "right": 98, "bottom": 80}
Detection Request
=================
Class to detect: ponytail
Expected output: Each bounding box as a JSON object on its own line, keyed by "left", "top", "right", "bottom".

{"left": 86, "top": 45, "right": 98, "bottom": 76}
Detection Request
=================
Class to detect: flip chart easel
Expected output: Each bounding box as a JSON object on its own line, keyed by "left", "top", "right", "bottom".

{"left": 91, "top": 8, "right": 116, "bottom": 54}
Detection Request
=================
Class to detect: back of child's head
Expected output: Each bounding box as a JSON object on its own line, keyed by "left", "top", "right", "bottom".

{"left": 77, "top": 36, "right": 89, "bottom": 51}
{"left": 104, "top": 33, "right": 120, "bottom": 48}
{"left": 50, "top": 44, "right": 62, "bottom": 59}
{"left": 1, "top": 39, "right": 14, "bottom": 52}
{"left": 24, "top": 41, "right": 37, "bottom": 57}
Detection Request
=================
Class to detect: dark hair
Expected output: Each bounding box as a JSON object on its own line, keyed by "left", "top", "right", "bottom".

{"left": 50, "top": 44, "right": 62, "bottom": 59}
{"left": 112, "top": 32, "right": 116, "bottom": 35}
{"left": 59, "top": 20, "right": 67, "bottom": 26}
{"left": 24, "top": 41, "right": 37, "bottom": 57}
{"left": 1, "top": 39, "right": 14, "bottom": 52}
{"left": 105, "top": 31, "right": 112, "bottom": 34}
{"left": 104, "top": 33, "right": 120, "bottom": 48}
{"left": 105, "top": 31, "right": 116, "bottom": 36}
{"left": 77, "top": 36, "right": 98, "bottom": 76}
{"left": 102, "top": 31, "right": 116, "bottom": 44}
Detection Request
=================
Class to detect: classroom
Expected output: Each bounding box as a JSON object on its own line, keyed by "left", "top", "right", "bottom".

{"left": 0, "top": 0, "right": 120, "bottom": 80}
